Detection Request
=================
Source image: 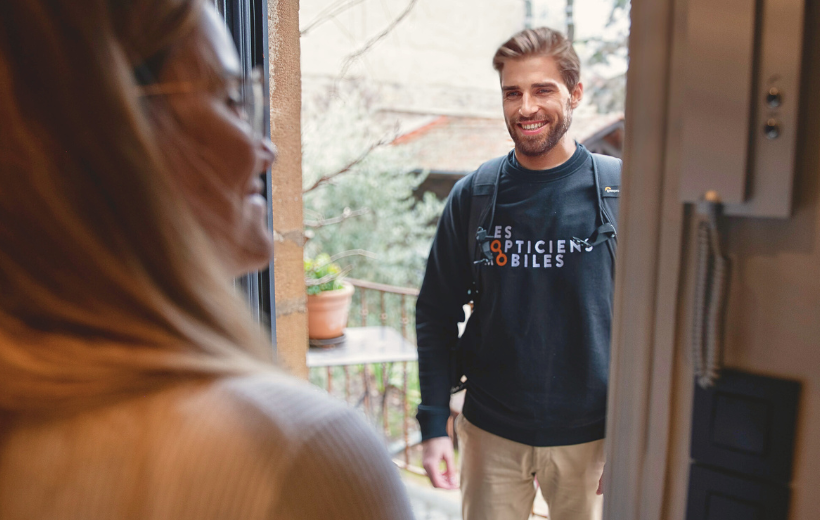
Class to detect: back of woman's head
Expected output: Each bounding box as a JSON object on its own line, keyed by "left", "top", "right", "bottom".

{"left": 0, "top": 0, "right": 272, "bottom": 412}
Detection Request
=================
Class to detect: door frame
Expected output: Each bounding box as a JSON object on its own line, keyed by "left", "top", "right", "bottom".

{"left": 603, "top": 0, "right": 692, "bottom": 518}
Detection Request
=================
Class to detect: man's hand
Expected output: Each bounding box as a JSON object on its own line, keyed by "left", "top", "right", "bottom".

{"left": 421, "top": 436, "right": 458, "bottom": 489}
{"left": 597, "top": 464, "right": 605, "bottom": 495}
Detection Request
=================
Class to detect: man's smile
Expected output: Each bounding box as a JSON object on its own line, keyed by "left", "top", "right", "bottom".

{"left": 517, "top": 120, "right": 549, "bottom": 135}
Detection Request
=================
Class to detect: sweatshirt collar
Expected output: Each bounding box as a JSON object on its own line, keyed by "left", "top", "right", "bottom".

{"left": 504, "top": 142, "right": 591, "bottom": 183}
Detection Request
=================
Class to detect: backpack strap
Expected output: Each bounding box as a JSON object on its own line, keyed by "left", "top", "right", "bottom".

{"left": 593, "top": 153, "right": 622, "bottom": 230}
{"left": 571, "top": 154, "right": 622, "bottom": 252}
{"left": 448, "top": 156, "right": 503, "bottom": 394}
{"left": 466, "top": 156, "right": 505, "bottom": 293}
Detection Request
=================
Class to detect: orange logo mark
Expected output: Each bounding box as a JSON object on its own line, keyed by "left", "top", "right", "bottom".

{"left": 491, "top": 240, "right": 507, "bottom": 266}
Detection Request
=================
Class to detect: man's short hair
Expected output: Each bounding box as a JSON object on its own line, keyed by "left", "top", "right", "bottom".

{"left": 492, "top": 27, "right": 581, "bottom": 92}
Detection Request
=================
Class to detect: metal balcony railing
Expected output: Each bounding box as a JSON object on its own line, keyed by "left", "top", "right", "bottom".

{"left": 307, "top": 279, "right": 550, "bottom": 519}
{"left": 307, "top": 278, "right": 423, "bottom": 473}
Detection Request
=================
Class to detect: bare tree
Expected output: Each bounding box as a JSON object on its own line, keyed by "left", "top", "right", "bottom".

{"left": 336, "top": 0, "right": 420, "bottom": 81}
{"left": 300, "top": 0, "right": 367, "bottom": 36}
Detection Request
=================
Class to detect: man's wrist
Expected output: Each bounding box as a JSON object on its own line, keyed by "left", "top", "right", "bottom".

{"left": 417, "top": 404, "right": 451, "bottom": 440}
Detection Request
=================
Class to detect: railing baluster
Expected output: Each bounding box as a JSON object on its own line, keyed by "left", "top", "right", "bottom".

{"left": 344, "top": 365, "right": 350, "bottom": 401}
{"left": 360, "top": 289, "right": 368, "bottom": 326}
{"left": 380, "top": 290, "right": 387, "bottom": 327}
{"left": 401, "top": 294, "right": 408, "bottom": 339}
{"left": 382, "top": 362, "right": 390, "bottom": 437}
{"left": 362, "top": 364, "right": 371, "bottom": 419}
{"left": 403, "top": 361, "right": 409, "bottom": 465}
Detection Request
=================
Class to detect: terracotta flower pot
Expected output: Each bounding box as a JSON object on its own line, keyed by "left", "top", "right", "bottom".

{"left": 306, "top": 281, "right": 354, "bottom": 340}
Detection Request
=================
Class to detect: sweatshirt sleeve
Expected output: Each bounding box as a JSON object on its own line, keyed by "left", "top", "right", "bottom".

{"left": 415, "top": 175, "right": 474, "bottom": 441}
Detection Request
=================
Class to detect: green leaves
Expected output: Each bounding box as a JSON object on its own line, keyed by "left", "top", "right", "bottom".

{"left": 302, "top": 83, "right": 443, "bottom": 290}
{"left": 304, "top": 253, "right": 346, "bottom": 295}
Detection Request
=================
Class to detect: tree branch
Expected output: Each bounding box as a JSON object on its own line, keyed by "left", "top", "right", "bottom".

{"left": 336, "top": 0, "right": 419, "bottom": 81}
{"left": 305, "top": 266, "right": 353, "bottom": 287}
{"left": 328, "top": 249, "right": 377, "bottom": 264}
{"left": 304, "top": 207, "right": 371, "bottom": 228}
{"left": 305, "top": 249, "right": 377, "bottom": 286}
{"left": 300, "top": 0, "right": 367, "bottom": 36}
{"left": 302, "top": 138, "right": 389, "bottom": 194}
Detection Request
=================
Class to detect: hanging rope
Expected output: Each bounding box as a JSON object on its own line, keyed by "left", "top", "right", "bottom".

{"left": 691, "top": 193, "right": 729, "bottom": 388}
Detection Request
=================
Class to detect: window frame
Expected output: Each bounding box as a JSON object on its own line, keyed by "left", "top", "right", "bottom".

{"left": 215, "top": 0, "right": 277, "bottom": 353}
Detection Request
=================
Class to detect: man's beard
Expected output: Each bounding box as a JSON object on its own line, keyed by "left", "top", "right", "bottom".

{"left": 506, "top": 99, "right": 574, "bottom": 158}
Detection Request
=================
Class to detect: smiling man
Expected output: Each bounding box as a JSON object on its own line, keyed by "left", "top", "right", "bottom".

{"left": 416, "top": 27, "right": 621, "bottom": 520}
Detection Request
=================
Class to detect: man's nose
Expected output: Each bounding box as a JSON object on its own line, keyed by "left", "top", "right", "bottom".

{"left": 519, "top": 93, "right": 538, "bottom": 117}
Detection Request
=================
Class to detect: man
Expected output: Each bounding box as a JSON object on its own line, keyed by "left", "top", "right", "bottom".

{"left": 416, "top": 27, "right": 619, "bottom": 520}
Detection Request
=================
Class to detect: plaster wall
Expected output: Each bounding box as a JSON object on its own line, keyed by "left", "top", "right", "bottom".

{"left": 708, "top": 13, "right": 819, "bottom": 515}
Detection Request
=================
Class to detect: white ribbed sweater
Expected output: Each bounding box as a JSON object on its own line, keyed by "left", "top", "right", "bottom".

{"left": 0, "top": 374, "right": 415, "bottom": 519}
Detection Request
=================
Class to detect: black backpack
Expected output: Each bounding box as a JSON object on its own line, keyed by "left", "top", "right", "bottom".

{"left": 449, "top": 153, "right": 622, "bottom": 393}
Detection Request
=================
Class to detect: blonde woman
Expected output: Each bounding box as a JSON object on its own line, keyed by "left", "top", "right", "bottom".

{"left": 0, "top": 0, "right": 414, "bottom": 518}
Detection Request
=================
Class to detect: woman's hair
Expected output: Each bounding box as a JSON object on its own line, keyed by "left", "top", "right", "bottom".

{"left": 0, "top": 0, "right": 273, "bottom": 412}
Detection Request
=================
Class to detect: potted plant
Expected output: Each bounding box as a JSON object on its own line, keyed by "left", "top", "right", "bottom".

{"left": 305, "top": 253, "right": 354, "bottom": 342}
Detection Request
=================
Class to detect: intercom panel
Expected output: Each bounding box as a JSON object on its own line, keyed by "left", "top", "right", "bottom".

{"left": 679, "top": 0, "right": 805, "bottom": 217}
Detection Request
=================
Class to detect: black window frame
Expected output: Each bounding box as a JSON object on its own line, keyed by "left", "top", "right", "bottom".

{"left": 214, "top": 0, "right": 277, "bottom": 354}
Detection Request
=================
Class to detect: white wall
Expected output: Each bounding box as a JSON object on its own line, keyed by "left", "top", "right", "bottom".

{"left": 300, "top": 0, "right": 628, "bottom": 117}
{"left": 300, "top": 0, "right": 524, "bottom": 102}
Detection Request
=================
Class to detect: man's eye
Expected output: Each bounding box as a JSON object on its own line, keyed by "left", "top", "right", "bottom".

{"left": 537, "top": 88, "right": 553, "bottom": 95}
{"left": 505, "top": 92, "right": 520, "bottom": 99}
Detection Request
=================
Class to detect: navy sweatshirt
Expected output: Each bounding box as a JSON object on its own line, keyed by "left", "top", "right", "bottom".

{"left": 416, "top": 145, "right": 614, "bottom": 446}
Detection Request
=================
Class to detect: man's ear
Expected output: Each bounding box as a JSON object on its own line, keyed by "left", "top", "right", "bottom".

{"left": 570, "top": 82, "right": 584, "bottom": 109}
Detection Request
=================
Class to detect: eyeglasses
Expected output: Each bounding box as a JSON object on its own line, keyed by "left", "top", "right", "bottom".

{"left": 136, "top": 65, "right": 268, "bottom": 138}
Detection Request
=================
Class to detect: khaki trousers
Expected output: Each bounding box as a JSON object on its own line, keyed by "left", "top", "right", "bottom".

{"left": 456, "top": 415, "right": 605, "bottom": 520}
